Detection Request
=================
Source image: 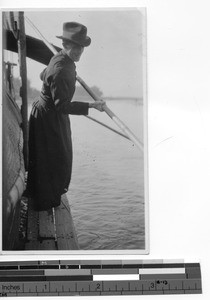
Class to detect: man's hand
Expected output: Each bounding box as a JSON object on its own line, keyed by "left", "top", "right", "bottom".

{"left": 89, "top": 100, "right": 106, "bottom": 112}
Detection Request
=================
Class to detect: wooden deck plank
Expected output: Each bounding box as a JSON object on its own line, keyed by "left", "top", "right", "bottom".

{"left": 39, "top": 209, "right": 56, "bottom": 238}
{"left": 26, "top": 198, "right": 57, "bottom": 250}
{"left": 27, "top": 198, "right": 39, "bottom": 241}
{"left": 26, "top": 194, "right": 79, "bottom": 250}
{"left": 25, "top": 240, "right": 57, "bottom": 250}
{"left": 54, "top": 195, "right": 79, "bottom": 250}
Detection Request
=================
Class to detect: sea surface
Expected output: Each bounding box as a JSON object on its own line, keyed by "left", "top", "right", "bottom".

{"left": 69, "top": 99, "right": 145, "bottom": 250}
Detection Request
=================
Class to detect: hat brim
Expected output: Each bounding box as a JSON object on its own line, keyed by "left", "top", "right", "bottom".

{"left": 56, "top": 35, "right": 91, "bottom": 47}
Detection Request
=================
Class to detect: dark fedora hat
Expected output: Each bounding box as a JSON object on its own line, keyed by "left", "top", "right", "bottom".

{"left": 56, "top": 22, "right": 91, "bottom": 47}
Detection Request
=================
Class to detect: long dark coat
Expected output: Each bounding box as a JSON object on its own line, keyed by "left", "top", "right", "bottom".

{"left": 26, "top": 50, "right": 89, "bottom": 211}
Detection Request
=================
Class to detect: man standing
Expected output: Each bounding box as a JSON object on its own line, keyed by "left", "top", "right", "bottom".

{"left": 26, "top": 22, "right": 105, "bottom": 211}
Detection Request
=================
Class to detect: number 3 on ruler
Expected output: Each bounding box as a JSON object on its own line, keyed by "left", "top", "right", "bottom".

{"left": 150, "top": 282, "right": 155, "bottom": 289}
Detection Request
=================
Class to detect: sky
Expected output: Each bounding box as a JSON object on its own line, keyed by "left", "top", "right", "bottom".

{"left": 9, "top": 9, "right": 145, "bottom": 98}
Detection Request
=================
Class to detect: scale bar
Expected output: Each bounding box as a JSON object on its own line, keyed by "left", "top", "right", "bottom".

{"left": 0, "top": 260, "right": 202, "bottom": 297}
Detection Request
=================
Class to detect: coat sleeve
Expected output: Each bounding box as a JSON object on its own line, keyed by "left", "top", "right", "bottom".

{"left": 50, "top": 68, "right": 89, "bottom": 115}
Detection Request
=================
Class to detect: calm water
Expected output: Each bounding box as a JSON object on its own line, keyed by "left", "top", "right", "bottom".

{"left": 69, "top": 99, "right": 145, "bottom": 250}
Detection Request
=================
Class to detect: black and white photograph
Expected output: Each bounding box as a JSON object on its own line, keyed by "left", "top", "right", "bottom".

{"left": 2, "top": 8, "right": 148, "bottom": 252}
{"left": 1, "top": 0, "right": 210, "bottom": 298}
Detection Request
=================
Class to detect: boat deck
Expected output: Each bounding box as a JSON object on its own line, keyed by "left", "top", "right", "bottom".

{"left": 25, "top": 194, "right": 79, "bottom": 250}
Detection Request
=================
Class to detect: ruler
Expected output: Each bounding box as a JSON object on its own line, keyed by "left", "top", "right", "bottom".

{"left": 0, "top": 260, "right": 202, "bottom": 296}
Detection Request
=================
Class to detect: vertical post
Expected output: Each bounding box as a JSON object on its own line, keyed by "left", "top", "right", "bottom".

{"left": 17, "top": 11, "right": 28, "bottom": 170}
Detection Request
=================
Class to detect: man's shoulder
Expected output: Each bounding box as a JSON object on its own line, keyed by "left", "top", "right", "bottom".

{"left": 51, "top": 51, "right": 72, "bottom": 64}
{"left": 49, "top": 52, "right": 75, "bottom": 73}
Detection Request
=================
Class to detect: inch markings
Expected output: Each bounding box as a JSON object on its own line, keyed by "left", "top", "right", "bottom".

{"left": 0, "top": 260, "right": 202, "bottom": 297}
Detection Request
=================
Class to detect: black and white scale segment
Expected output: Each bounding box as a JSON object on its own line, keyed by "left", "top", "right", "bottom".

{"left": 0, "top": 260, "right": 202, "bottom": 296}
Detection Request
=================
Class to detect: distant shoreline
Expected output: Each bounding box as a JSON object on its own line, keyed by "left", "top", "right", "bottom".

{"left": 16, "top": 96, "right": 143, "bottom": 107}
{"left": 103, "top": 96, "right": 143, "bottom": 101}
{"left": 73, "top": 96, "right": 143, "bottom": 102}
